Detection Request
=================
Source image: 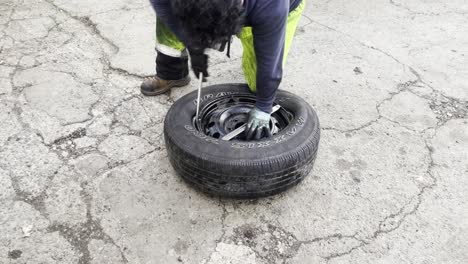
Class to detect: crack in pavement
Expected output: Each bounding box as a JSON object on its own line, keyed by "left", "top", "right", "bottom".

{"left": 388, "top": 0, "right": 437, "bottom": 16}
{"left": 43, "top": 0, "right": 147, "bottom": 83}
{"left": 322, "top": 76, "right": 418, "bottom": 133}
{"left": 306, "top": 19, "right": 467, "bottom": 105}
{"left": 204, "top": 200, "right": 229, "bottom": 261}
{"left": 43, "top": 0, "right": 119, "bottom": 52}
{"left": 1, "top": 129, "right": 129, "bottom": 264}
{"left": 47, "top": 203, "right": 129, "bottom": 264}
{"left": 89, "top": 5, "right": 150, "bottom": 17}
{"left": 321, "top": 131, "right": 439, "bottom": 262}
{"left": 388, "top": 0, "right": 468, "bottom": 17}
{"left": 2, "top": 74, "right": 140, "bottom": 264}
{"left": 311, "top": 21, "right": 467, "bottom": 133}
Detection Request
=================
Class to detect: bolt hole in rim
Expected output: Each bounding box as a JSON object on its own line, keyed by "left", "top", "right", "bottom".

{"left": 193, "top": 94, "right": 294, "bottom": 141}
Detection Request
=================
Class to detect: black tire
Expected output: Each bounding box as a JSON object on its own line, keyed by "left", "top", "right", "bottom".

{"left": 164, "top": 84, "right": 320, "bottom": 199}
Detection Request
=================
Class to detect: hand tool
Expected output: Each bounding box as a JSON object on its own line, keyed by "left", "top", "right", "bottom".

{"left": 195, "top": 72, "right": 203, "bottom": 122}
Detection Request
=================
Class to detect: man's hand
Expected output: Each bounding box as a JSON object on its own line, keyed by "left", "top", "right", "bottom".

{"left": 188, "top": 47, "right": 208, "bottom": 81}
{"left": 245, "top": 107, "right": 272, "bottom": 140}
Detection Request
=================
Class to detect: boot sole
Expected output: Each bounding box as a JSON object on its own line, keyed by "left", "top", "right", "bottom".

{"left": 141, "top": 76, "right": 191, "bottom": 96}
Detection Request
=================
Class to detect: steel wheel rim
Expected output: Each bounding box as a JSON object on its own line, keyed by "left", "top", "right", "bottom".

{"left": 193, "top": 94, "right": 294, "bottom": 140}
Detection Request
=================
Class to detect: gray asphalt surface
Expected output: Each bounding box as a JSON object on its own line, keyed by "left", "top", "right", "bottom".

{"left": 1, "top": 0, "right": 467, "bottom": 263}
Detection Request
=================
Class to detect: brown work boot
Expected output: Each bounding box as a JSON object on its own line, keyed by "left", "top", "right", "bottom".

{"left": 140, "top": 75, "right": 190, "bottom": 96}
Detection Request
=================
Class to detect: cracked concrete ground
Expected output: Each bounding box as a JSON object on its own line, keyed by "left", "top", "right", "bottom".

{"left": 1, "top": 0, "right": 467, "bottom": 263}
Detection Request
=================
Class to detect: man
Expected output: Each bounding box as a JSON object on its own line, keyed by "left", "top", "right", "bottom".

{"left": 142, "top": 0, "right": 305, "bottom": 140}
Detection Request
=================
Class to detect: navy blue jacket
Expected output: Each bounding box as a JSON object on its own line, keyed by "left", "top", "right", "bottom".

{"left": 150, "top": 0, "right": 301, "bottom": 113}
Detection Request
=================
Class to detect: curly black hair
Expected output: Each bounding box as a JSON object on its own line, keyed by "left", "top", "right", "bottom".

{"left": 171, "top": 0, "right": 244, "bottom": 49}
